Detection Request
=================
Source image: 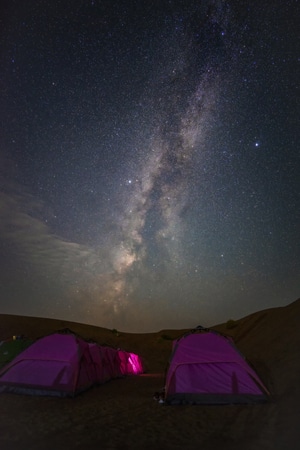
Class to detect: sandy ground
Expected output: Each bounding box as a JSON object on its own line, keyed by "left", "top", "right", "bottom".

{"left": 0, "top": 299, "right": 299, "bottom": 450}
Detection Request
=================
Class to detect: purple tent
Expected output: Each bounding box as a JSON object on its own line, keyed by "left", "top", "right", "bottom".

{"left": 0, "top": 332, "right": 144, "bottom": 397}
{"left": 0, "top": 333, "right": 96, "bottom": 397}
{"left": 102, "top": 346, "right": 123, "bottom": 379}
{"left": 88, "top": 343, "right": 111, "bottom": 384}
{"left": 165, "top": 328, "right": 270, "bottom": 405}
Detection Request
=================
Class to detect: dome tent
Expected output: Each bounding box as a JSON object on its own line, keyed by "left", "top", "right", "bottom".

{"left": 164, "top": 326, "right": 270, "bottom": 405}
{"left": 0, "top": 332, "right": 95, "bottom": 397}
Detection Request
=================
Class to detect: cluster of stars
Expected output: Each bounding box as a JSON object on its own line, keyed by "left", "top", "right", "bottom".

{"left": 0, "top": 0, "right": 299, "bottom": 332}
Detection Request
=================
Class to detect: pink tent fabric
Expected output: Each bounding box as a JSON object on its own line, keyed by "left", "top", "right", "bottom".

{"left": 118, "top": 351, "right": 143, "bottom": 375}
{"left": 118, "top": 350, "right": 130, "bottom": 375}
{"left": 0, "top": 332, "right": 144, "bottom": 397}
{"left": 127, "top": 352, "right": 144, "bottom": 375}
{"left": 165, "top": 329, "right": 270, "bottom": 404}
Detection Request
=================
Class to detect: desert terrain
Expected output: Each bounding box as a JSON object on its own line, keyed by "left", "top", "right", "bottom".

{"left": 0, "top": 299, "right": 299, "bottom": 450}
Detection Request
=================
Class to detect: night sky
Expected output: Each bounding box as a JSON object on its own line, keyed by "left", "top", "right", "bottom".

{"left": 1, "top": 0, "right": 299, "bottom": 332}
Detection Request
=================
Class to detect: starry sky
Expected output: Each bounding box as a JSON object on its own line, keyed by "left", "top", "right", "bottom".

{"left": 0, "top": 0, "right": 299, "bottom": 332}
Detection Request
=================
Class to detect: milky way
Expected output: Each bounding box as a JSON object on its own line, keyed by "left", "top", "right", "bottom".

{"left": 0, "top": 0, "right": 299, "bottom": 331}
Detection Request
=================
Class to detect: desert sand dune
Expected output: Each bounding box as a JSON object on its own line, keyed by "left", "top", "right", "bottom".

{"left": 0, "top": 299, "right": 299, "bottom": 450}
